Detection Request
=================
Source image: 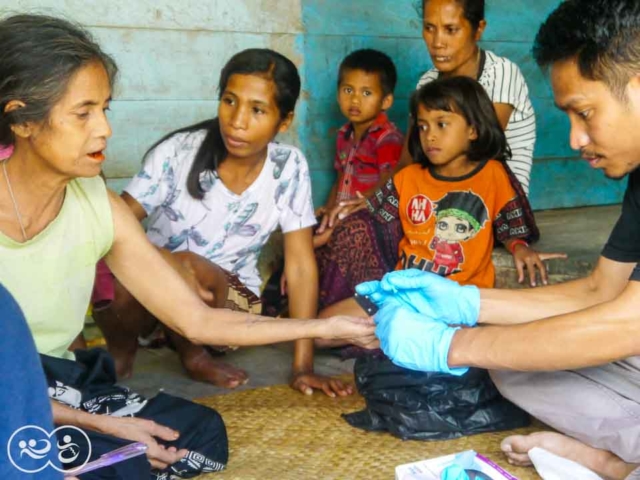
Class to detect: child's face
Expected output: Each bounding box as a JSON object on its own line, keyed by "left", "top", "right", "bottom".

{"left": 416, "top": 104, "right": 476, "bottom": 169}
{"left": 10, "top": 61, "right": 112, "bottom": 180}
{"left": 218, "top": 74, "right": 292, "bottom": 162}
{"left": 436, "top": 215, "right": 474, "bottom": 241}
{"left": 422, "top": 0, "right": 485, "bottom": 76}
{"left": 337, "top": 69, "right": 392, "bottom": 128}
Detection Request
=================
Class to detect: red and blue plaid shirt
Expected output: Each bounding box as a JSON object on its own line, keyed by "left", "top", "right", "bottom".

{"left": 334, "top": 112, "right": 403, "bottom": 202}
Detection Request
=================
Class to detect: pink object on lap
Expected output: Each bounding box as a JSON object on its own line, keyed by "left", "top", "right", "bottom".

{"left": 92, "top": 259, "right": 115, "bottom": 311}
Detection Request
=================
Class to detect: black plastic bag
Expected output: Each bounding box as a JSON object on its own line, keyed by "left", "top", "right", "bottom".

{"left": 343, "top": 355, "right": 530, "bottom": 440}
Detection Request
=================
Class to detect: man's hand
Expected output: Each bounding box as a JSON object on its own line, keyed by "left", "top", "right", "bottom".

{"left": 511, "top": 244, "right": 567, "bottom": 287}
{"left": 375, "top": 299, "right": 468, "bottom": 375}
{"left": 290, "top": 372, "right": 354, "bottom": 397}
{"left": 357, "top": 269, "right": 480, "bottom": 326}
{"left": 103, "top": 417, "right": 188, "bottom": 470}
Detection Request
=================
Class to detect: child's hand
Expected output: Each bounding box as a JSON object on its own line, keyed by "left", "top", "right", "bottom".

{"left": 511, "top": 244, "right": 567, "bottom": 287}
{"left": 314, "top": 205, "right": 328, "bottom": 217}
{"left": 313, "top": 226, "right": 334, "bottom": 248}
{"left": 290, "top": 372, "right": 354, "bottom": 397}
{"left": 316, "top": 192, "right": 367, "bottom": 233}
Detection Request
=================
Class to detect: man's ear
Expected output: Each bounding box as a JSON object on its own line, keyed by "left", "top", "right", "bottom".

{"left": 278, "top": 111, "right": 294, "bottom": 134}
{"left": 4, "top": 100, "right": 31, "bottom": 139}
{"left": 382, "top": 93, "right": 394, "bottom": 111}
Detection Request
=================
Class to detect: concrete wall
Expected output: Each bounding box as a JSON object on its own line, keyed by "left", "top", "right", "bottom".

{"left": 1, "top": 1, "right": 625, "bottom": 210}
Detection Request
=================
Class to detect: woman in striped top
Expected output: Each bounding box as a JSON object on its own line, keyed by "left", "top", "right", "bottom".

{"left": 396, "top": 0, "right": 536, "bottom": 194}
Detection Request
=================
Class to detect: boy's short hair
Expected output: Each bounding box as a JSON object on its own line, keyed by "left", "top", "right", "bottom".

{"left": 337, "top": 49, "right": 397, "bottom": 96}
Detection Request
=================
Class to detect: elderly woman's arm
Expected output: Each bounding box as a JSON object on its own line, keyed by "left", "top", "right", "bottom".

{"left": 104, "top": 190, "right": 377, "bottom": 348}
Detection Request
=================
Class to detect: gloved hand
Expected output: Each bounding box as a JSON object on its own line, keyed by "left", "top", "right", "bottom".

{"left": 358, "top": 269, "right": 480, "bottom": 326}
{"left": 440, "top": 465, "right": 470, "bottom": 480}
{"left": 374, "top": 298, "right": 468, "bottom": 376}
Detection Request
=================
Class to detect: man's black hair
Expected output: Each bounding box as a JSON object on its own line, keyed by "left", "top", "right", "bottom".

{"left": 534, "top": 0, "right": 640, "bottom": 98}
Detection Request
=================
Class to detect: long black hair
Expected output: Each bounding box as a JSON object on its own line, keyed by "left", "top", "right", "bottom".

{"left": 0, "top": 14, "right": 118, "bottom": 146}
{"left": 408, "top": 76, "right": 510, "bottom": 168}
{"left": 145, "top": 48, "right": 301, "bottom": 200}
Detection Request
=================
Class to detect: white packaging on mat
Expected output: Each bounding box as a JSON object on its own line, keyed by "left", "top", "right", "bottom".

{"left": 395, "top": 450, "right": 518, "bottom": 480}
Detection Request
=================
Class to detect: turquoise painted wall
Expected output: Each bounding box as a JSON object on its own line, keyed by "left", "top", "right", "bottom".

{"left": 1, "top": 1, "right": 625, "bottom": 210}
{"left": 300, "top": 0, "right": 626, "bottom": 210}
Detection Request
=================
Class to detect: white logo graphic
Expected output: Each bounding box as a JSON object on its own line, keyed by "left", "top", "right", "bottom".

{"left": 7, "top": 425, "right": 92, "bottom": 473}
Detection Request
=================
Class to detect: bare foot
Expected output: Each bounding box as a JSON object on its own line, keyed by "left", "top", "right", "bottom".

{"left": 181, "top": 350, "right": 249, "bottom": 388}
{"left": 501, "top": 431, "right": 638, "bottom": 480}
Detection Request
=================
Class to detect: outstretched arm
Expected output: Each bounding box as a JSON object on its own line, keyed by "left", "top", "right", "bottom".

{"left": 104, "top": 190, "right": 376, "bottom": 347}
{"left": 450, "top": 277, "right": 640, "bottom": 371}
{"left": 479, "top": 256, "right": 635, "bottom": 325}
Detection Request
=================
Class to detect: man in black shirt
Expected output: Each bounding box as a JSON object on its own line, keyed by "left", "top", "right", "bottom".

{"left": 365, "top": 1, "right": 640, "bottom": 478}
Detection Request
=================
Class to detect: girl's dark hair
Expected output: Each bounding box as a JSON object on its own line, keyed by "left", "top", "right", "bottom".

{"left": 0, "top": 14, "right": 118, "bottom": 146}
{"left": 146, "top": 48, "right": 301, "bottom": 200}
{"left": 409, "top": 76, "right": 510, "bottom": 168}
{"left": 420, "top": 0, "right": 485, "bottom": 31}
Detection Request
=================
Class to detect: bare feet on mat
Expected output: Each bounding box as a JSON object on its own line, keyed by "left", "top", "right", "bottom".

{"left": 501, "top": 431, "right": 638, "bottom": 480}
{"left": 181, "top": 349, "right": 249, "bottom": 388}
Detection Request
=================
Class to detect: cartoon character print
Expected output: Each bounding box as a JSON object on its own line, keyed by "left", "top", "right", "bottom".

{"left": 426, "top": 191, "right": 488, "bottom": 277}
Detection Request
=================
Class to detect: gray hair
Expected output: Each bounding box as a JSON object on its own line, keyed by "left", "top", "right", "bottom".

{"left": 0, "top": 14, "right": 118, "bottom": 145}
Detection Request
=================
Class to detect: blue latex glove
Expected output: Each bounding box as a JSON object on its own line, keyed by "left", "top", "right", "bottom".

{"left": 358, "top": 269, "right": 480, "bottom": 326}
{"left": 375, "top": 298, "right": 468, "bottom": 376}
{"left": 440, "top": 465, "right": 470, "bottom": 480}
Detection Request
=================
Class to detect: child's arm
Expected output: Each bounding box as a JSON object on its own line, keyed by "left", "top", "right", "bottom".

{"left": 285, "top": 227, "right": 354, "bottom": 397}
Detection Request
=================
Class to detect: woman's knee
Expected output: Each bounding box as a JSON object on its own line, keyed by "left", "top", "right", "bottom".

{"left": 172, "top": 251, "right": 229, "bottom": 305}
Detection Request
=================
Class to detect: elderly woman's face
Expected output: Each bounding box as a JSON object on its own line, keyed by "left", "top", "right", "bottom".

{"left": 24, "top": 60, "right": 112, "bottom": 179}
{"left": 422, "top": 0, "right": 484, "bottom": 76}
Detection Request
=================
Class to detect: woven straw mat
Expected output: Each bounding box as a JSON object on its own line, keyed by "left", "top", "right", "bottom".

{"left": 195, "top": 380, "right": 544, "bottom": 480}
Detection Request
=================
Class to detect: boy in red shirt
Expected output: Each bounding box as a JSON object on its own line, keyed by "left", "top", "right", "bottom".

{"left": 315, "top": 49, "right": 404, "bottom": 246}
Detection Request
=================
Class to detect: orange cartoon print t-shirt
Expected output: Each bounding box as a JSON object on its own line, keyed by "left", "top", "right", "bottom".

{"left": 394, "top": 160, "right": 519, "bottom": 288}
